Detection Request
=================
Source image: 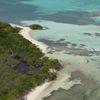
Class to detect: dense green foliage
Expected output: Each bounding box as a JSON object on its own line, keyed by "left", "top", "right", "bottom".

{"left": 0, "top": 22, "right": 61, "bottom": 100}
{"left": 29, "top": 24, "right": 43, "bottom": 30}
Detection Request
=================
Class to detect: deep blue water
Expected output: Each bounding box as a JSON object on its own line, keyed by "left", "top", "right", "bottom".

{"left": 0, "top": 0, "right": 100, "bottom": 25}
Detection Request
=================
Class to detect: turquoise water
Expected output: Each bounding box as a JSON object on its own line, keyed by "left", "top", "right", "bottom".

{"left": 25, "top": 20, "right": 100, "bottom": 100}
{"left": 1, "top": 0, "right": 100, "bottom": 100}
{"left": 0, "top": 0, "right": 100, "bottom": 25}
{"left": 23, "top": 20, "right": 100, "bottom": 100}
{"left": 21, "top": 0, "right": 100, "bottom": 13}
{"left": 21, "top": 0, "right": 100, "bottom": 100}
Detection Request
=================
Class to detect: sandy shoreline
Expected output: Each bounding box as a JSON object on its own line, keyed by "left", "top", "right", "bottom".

{"left": 10, "top": 24, "right": 48, "bottom": 54}
{"left": 24, "top": 82, "right": 52, "bottom": 100}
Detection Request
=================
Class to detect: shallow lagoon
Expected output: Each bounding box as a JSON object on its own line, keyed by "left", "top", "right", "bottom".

{"left": 22, "top": 20, "right": 100, "bottom": 100}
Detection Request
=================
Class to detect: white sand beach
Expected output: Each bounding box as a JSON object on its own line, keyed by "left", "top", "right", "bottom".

{"left": 10, "top": 24, "right": 48, "bottom": 53}
{"left": 24, "top": 82, "right": 52, "bottom": 100}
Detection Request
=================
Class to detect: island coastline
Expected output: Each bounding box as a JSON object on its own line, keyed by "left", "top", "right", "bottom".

{"left": 10, "top": 23, "right": 53, "bottom": 100}
{"left": 10, "top": 23, "right": 48, "bottom": 54}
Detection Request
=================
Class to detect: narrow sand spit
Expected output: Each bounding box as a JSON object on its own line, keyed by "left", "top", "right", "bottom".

{"left": 10, "top": 24, "right": 48, "bottom": 53}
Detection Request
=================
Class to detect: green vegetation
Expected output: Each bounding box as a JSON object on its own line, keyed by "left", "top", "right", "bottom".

{"left": 29, "top": 24, "right": 43, "bottom": 30}
{"left": 0, "top": 22, "right": 61, "bottom": 100}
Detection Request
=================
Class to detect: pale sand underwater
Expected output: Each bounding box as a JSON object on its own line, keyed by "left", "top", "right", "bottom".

{"left": 21, "top": 20, "right": 100, "bottom": 100}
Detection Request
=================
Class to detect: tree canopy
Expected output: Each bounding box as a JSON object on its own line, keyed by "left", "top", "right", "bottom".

{"left": 0, "top": 22, "right": 61, "bottom": 100}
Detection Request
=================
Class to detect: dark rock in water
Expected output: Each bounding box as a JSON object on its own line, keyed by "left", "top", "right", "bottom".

{"left": 97, "top": 67, "right": 100, "bottom": 69}
{"left": 71, "top": 43, "right": 77, "bottom": 47}
{"left": 29, "top": 24, "right": 43, "bottom": 30}
{"left": 56, "top": 39, "right": 65, "bottom": 42}
{"left": 15, "top": 61, "right": 29, "bottom": 74}
{"left": 83, "top": 33, "right": 92, "bottom": 36}
{"left": 95, "top": 33, "right": 100, "bottom": 37}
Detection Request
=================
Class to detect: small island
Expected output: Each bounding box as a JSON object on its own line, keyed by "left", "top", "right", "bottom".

{"left": 0, "top": 22, "right": 61, "bottom": 100}
{"left": 29, "top": 24, "right": 43, "bottom": 30}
